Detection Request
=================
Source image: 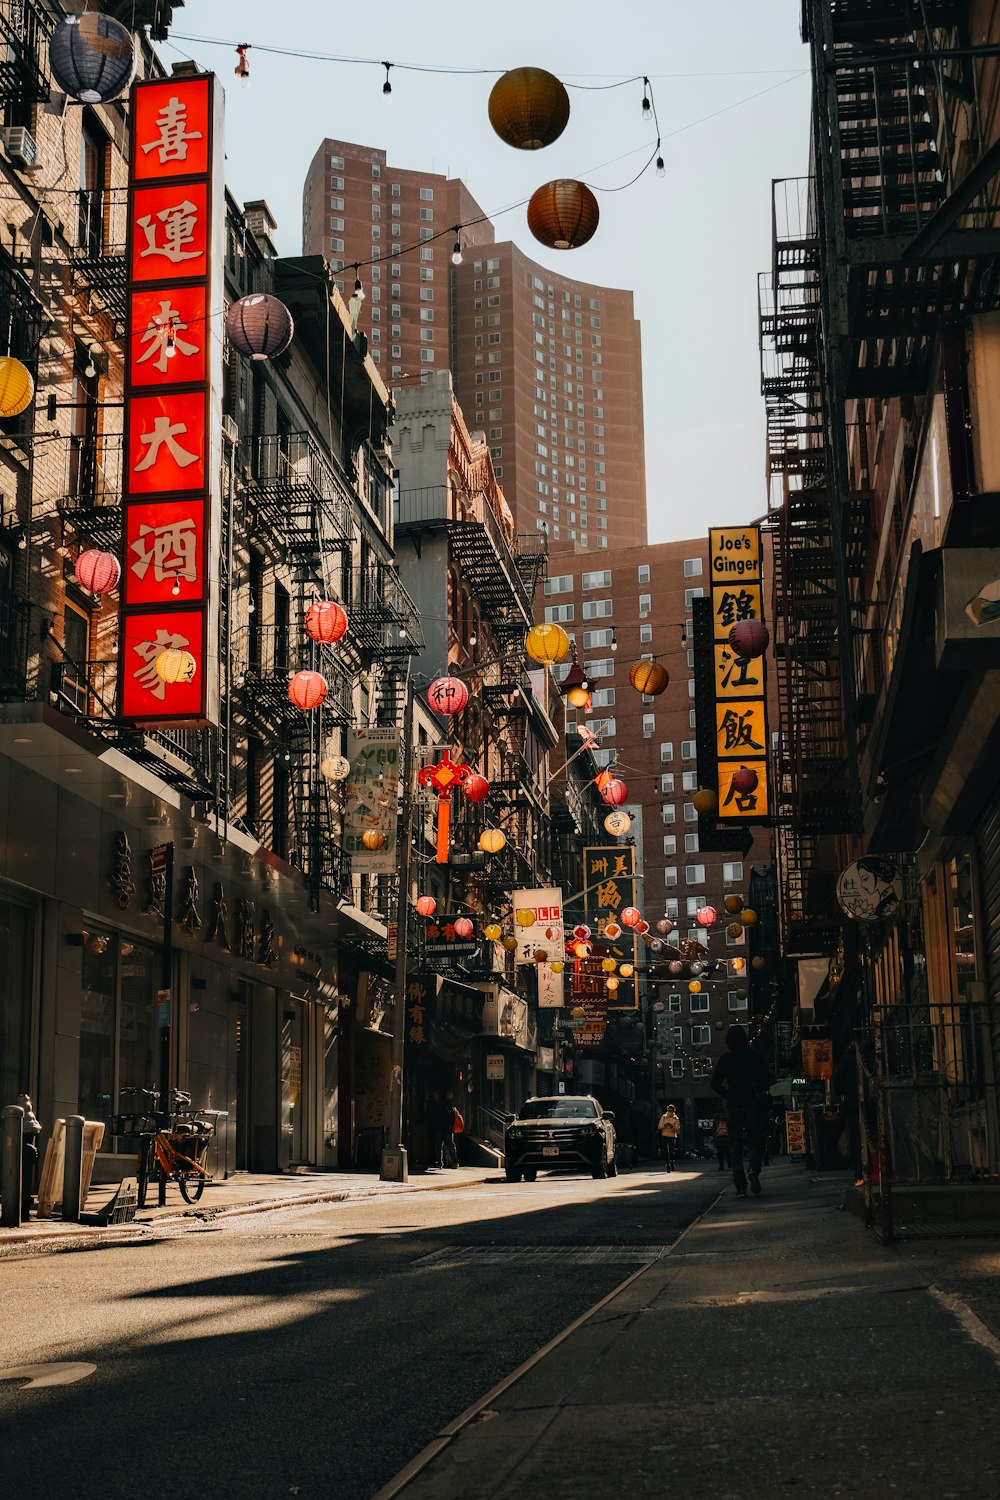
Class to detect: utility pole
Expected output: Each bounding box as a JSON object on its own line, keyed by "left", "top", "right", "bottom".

{"left": 381, "top": 667, "right": 415, "bottom": 1182}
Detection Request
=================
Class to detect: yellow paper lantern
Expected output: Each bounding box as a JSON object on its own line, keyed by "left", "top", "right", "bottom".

{"left": 571, "top": 1005, "right": 585, "bottom": 1018}
{"left": 566, "top": 684, "right": 591, "bottom": 709}
{"left": 479, "top": 828, "right": 507, "bottom": 854}
{"left": 692, "top": 788, "right": 717, "bottom": 815}
{"left": 515, "top": 906, "right": 536, "bottom": 928}
{"left": 573, "top": 940, "right": 591, "bottom": 958}
{"left": 741, "top": 908, "right": 758, "bottom": 927}
{"left": 361, "top": 830, "right": 385, "bottom": 851}
{"left": 0, "top": 357, "right": 33, "bottom": 418}
{"left": 606, "top": 977, "right": 619, "bottom": 992}
{"left": 601, "top": 957, "right": 617, "bottom": 974}
{"left": 489, "top": 67, "right": 570, "bottom": 151}
{"left": 689, "top": 980, "right": 702, "bottom": 994}
{"left": 484, "top": 922, "right": 502, "bottom": 942}
{"left": 154, "top": 647, "right": 197, "bottom": 684}
{"left": 628, "top": 660, "right": 669, "bottom": 696}
{"left": 724, "top": 894, "right": 744, "bottom": 914}
{"left": 502, "top": 935, "right": 519, "bottom": 953}
{"left": 619, "top": 963, "right": 634, "bottom": 978}
{"left": 525, "top": 622, "right": 570, "bottom": 665}
{"left": 727, "top": 921, "right": 743, "bottom": 939}
{"left": 550, "top": 960, "right": 564, "bottom": 974}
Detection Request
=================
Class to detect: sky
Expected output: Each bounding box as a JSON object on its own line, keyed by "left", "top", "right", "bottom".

{"left": 170, "top": 1, "right": 811, "bottom": 541}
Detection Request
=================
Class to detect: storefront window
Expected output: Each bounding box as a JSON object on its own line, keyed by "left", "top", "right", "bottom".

{"left": 0, "top": 900, "right": 35, "bottom": 1105}
{"left": 78, "top": 932, "right": 158, "bottom": 1148}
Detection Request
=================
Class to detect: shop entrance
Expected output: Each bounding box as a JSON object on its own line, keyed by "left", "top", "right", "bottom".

{"left": 280, "top": 998, "right": 310, "bottom": 1166}
{"left": 187, "top": 975, "right": 249, "bottom": 1177}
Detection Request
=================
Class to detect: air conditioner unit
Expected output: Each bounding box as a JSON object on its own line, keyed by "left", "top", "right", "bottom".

{"left": 4, "top": 127, "right": 40, "bottom": 170}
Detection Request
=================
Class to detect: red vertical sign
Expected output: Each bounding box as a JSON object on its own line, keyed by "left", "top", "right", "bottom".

{"left": 119, "top": 76, "right": 223, "bottom": 727}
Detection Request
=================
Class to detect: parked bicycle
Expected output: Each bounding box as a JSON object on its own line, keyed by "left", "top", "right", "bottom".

{"left": 114, "top": 1087, "right": 227, "bottom": 1208}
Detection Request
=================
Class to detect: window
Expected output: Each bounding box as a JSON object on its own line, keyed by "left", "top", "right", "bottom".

{"left": 660, "top": 742, "right": 674, "bottom": 764}
{"left": 681, "top": 740, "right": 697, "bottom": 760}
{"left": 78, "top": 933, "right": 160, "bottom": 1150}
{"left": 640, "top": 624, "right": 653, "bottom": 645}
{"left": 639, "top": 593, "right": 652, "bottom": 617}
{"left": 684, "top": 587, "right": 704, "bottom": 609}
{"left": 690, "top": 993, "right": 709, "bottom": 1014}
{"left": 582, "top": 569, "right": 612, "bottom": 591}
{"left": 679, "top": 771, "right": 696, "bottom": 792}
{"left": 585, "top": 716, "right": 615, "bottom": 737}
{"left": 420, "top": 349, "right": 435, "bottom": 363}
{"left": 663, "top": 835, "right": 676, "bottom": 856}
{"left": 661, "top": 804, "right": 676, "bottom": 825}
{"left": 584, "top": 658, "right": 614, "bottom": 678}
{"left": 664, "top": 867, "right": 678, "bottom": 888}
{"left": 419, "top": 187, "right": 434, "bottom": 200}
{"left": 723, "top": 861, "right": 744, "bottom": 883}
{"left": 643, "top": 713, "right": 655, "bottom": 738}
{"left": 581, "top": 598, "right": 613, "bottom": 620}
{"left": 661, "top": 774, "right": 674, "bottom": 794}
{"left": 684, "top": 833, "right": 700, "bottom": 853}
{"left": 683, "top": 802, "right": 698, "bottom": 823}
{"left": 684, "top": 557, "right": 703, "bottom": 578}
{"left": 685, "top": 864, "right": 706, "bottom": 885}
{"left": 544, "top": 603, "right": 574, "bottom": 623}
{"left": 670, "top": 1059, "right": 685, "bottom": 1079}
{"left": 583, "top": 628, "right": 614, "bottom": 650}
{"left": 419, "top": 207, "right": 433, "bottom": 221}
{"left": 728, "top": 991, "right": 748, "bottom": 1012}
{"left": 691, "top": 1025, "right": 712, "bottom": 1047}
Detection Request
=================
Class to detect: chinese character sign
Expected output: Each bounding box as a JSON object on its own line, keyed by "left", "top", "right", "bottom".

{"left": 119, "top": 75, "right": 224, "bottom": 727}
{"left": 583, "top": 845, "right": 638, "bottom": 1009}
{"left": 511, "top": 888, "right": 564, "bottom": 1008}
{"left": 343, "top": 727, "right": 401, "bottom": 875}
{"left": 708, "top": 527, "right": 770, "bottom": 821}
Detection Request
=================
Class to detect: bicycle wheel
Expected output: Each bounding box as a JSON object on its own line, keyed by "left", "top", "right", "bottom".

{"left": 178, "top": 1167, "right": 206, "bottom": 1204}
{"left": 136, "top": 1138, "right": 152, "bottom": 1209}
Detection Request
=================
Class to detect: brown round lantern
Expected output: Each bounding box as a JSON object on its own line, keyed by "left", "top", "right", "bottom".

{"left": 629, "top": 660, "right": 669, "bottom": 697}
{"left": 361, "top": 830, "right": 385, "bottom": 851}
{"left": 488, "top": 67, "right": 570, "bottom": 151}
{"left": 527, "top": 180, "right": 599, "bottom": 250}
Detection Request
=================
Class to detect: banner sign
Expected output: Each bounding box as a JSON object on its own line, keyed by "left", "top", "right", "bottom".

{"left": 582, "top": 845, "right": 638, "bottom": 1009}
{"left": 343, "top": 726, "right": 401, "bottom": 874}
{"left": 708, "top": 526, "right": 770, "bottom": 821}
{"left": 420, "top": 915, "right": 479, "bottom": 959}
{"left": 786, "top": 1108, "right": 807, "bottom": 1156}
{"left": 512, "top": 887, "right": 564, "bottom": 1008}
{"left": 119, "top": 75, "right": 224, "bottom": 726}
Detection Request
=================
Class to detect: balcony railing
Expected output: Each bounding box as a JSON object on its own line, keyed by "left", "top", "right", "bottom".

{"left": 395, "top": 484, "right": 534, "bottom": 629}
{"left": 242, "top": 432, "right": 353, "bottom": 550}
{"left": 0, "top": 0, "right": 53, "bottom": 113}
{"left": 55, "top": 433, "right": 124, "bottom": 550}
{"left": 70, "top": 189, "right": 129, "bottom": 328}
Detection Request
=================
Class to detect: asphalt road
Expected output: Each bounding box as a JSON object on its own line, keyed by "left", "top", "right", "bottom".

{"left": 1, "top": 1163, "right": 720, "bottom": 1500}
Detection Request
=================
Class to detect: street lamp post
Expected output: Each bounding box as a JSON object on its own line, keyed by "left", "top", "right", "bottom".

{"left": 381, "top": 668, "right": 415, "bottom": 1182}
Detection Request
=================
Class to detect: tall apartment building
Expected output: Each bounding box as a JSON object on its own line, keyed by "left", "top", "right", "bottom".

{"left": 542, "top": 539, "right": 773, "bottom": 1141}
{"left": 302, "top": 138, "right": 646, "bottom": 552}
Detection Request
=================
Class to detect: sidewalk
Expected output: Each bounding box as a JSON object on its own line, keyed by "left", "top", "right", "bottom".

{"left": 0, "top": 1164, "right": 494, "bottom": 1256}
{"left": 378, "top": 1162, "right": 1000, "bottom": 1500}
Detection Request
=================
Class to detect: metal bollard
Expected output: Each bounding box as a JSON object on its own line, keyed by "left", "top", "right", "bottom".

{"left": 62, "top": 1114, "right": 85, "bottom": 1223}
{"left": 2, "top": 1106, "right": 24, "bottom": 1229}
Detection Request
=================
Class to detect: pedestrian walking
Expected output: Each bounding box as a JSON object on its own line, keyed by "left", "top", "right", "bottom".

{"left": 711, "top": 1026, "right": 770, "bottom": 1197}
{"left": 714, "top": 1114, "right": 730, "bottom": 1172}
{"left": 657, "top": 1104, "right": 682, "bottom": 1171}
{"left": 431, "top": 1090, "right": 461, "bottom": 1168}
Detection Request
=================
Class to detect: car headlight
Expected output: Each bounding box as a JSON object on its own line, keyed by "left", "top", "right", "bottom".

{"left": 507, "top": 1126, "right": 522, "bottom": 1137}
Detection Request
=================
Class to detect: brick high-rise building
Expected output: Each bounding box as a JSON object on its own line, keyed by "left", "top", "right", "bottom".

{"left": 303, "top": 138, "right": 646, "bottom": 553}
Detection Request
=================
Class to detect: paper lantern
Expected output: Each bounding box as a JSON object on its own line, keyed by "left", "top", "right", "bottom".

{"left": 50, "top": 13, "right": 136, "bottom": 104}
{"left": 601, "top": 778, "right": 628, "bottom": 807}
{"left": 502, "top": 936, "right": 519, "bottom": 953}
{"left": 689, "top": 980, "right": 702, "bottom": 994}
{"left": 0, "top": 356, "right": 33, "bottom": 418}
{"left": 427, "top": 676, "right": 469, "bottom": 716}
{"left": 453, "top": 916, "right": 474, "bottom": 939}
{"left": 303, "top": 599, "right": 348, "bottom": 644}
{"left": 731, "top": 766, "right": 759, "bottom": 795}
{"left": 361, "top": 830, "right": 385, "bottom": 851}
{"left": 692, "top": 789, "right": 717, "bottom": 815}
{"left": 619, "top": 964, "right": 634, "bottom": 978}
{"left": 604, "top": 810, "right": 631, "bottom": 836}
{"left": 741, "top": 908, "right": 758, "bottom": 927}
{"left": 488, "top": 67, "right": 570, "bottom": 150}
{"left": 724, "top": 894, "right": 744, "bottom": 914}
{"left": 696, "top": 906, "right": 717, "bottom": 929}
{"left": 571, "top": 1006, "right": 585, "bottom": 1018}
{"left": 528, "top": 180, "right": 600, "bottom": 250}
{"left": 226, "top": 294, "right": 294, "bottom": 361}
{"left": 525, "top": 621, "right": 570, "bottom": 665}
{"left": 573, "top": 924, "right": 591, "bottom": 941}
{"left": 464, "top": 773, "right": 491, "bottom": 804}
{"left": 635, "top": 920, "right": 650, "bottom": 936}
{"left": 550, "top": 960, "right": 564, "bottom": 974}
{"left": 649, "top": 939, "right": 664, "bottom": 955}
{"left": 668, "top": 960, "right": 684, "bottom": 975}
{"left": 288, "top": 670, "right": 328, "bottom": 710}
{"left": 154, "top": 648, "right": 196, "bottom": 684}
{"left": 321, "top": 753, "right": 351, "bottom": 781}
{"left": 484, "top": 922, "right": 502, "bottom": 942}
{"left": 604, "top": 921, "right": 622, "bottom": 940}
{"left": 601, "top": 957, "right": 617, "bottom": 974}
{"left": 752, "top": 956, "right": 766, "bottom": 971}
{"left": 415, "top": 896, "right": 436, "bottom": 917}
{"left": 606, "top": 977, "right": 619, "bottom": 992}
{"left": 619, "top": 907, "right": 641, "bottom": 929}
{"left": 729, "top": 619, "right": 770, "bottom": 659}
{"left": 515, "top": 907, "right": 536, "bottom": 928}
{"left": 628, "top": 660, "right": 669, "bottom": 696}
{"left": 734, "top": 984, "right": 749, "bottom": 999}
{"left": 727, "top": 921, "right": 744, "bottom": 939}
{"left": 690, "top": 961, "right": 704, "bottom": 977}
{"left": 534, "top": 948, "right": 549, "bottom": 963}
{"left": 573, "top": 941, "right": 591, "bottom": 958}
{"left": 74, "top": 548, "right": 120, "bottom": 595}
{"left": 479, "top": 828, "right": 507, "bottom": 854}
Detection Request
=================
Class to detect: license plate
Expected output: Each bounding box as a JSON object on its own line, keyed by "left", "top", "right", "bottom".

{"left": 543, "top": 1146, "right": 559, "bottom": 1157}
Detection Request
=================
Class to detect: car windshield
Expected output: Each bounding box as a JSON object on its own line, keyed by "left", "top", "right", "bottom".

{"left": 517, "top": 1098, "right": 598, "bottom": 1120}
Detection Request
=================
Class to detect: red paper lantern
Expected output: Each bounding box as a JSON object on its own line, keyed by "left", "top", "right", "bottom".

{"left": 635, "top": 920, "right": 650, "bottom": 936}
{"left": 620, "top": 907, "right": 642, "bottom": 929}
{"left": 729, "top": 619, "right": 770, "bottom": 659}
{"left": 731, "top": 766, "right": 759, "bottom": 795}
{"left": 415, "top": 896, "right": 436, "bottom": 917}
{"left": 304, "top": 599, "right": 348, "bottom": 644}
{"left": 454, "top": 916, "right": 474, "bottom": 939}
{"left": 427, "top": 676, "right": 469, "bottom": 716}
{"left": 463, "top": 773, "right": 490, "bottom": 803}
{"left": 527, "top": 180, "right": 600, "bottom": 250}
{"left": 600, "top": 778, "right": 628, "bottom": 807}
{"left": 75, "top": 548, "right": 121, "bottom": 595}
{"left": 573, "top": 924, "right": 591, "bottom": 941}
{"left": 696, "top": 906, "right": 718, "bottom": 928}
{"left": 288, "top": 670, "right": 328, "bottom": 710}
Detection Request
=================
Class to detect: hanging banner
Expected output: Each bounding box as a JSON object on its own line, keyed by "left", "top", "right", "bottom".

{"left": 119, "top": 74, "right": 224, "bottom": 727}
{"left": 708, "top": 526, "right": 770, "bottom": 821}
{"left": 582, "top": 845, "right": 638, "bottom": 1009}
{"left": 511, "top": 887, "right": 564, "bottom": 1008}
{"left": 343, "top": 726, "right": 401, "bottom": 874}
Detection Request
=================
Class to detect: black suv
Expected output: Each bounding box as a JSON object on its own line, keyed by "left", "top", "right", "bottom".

{"left": 503, "top": 1095, "right": 617, "bottom": 1182}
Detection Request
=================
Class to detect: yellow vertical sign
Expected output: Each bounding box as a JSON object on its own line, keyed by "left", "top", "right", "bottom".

{"left": 708, "top": 526, "right": 769, "bottom": 820}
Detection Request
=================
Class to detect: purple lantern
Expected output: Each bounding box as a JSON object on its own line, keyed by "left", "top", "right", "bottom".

{"left": 668, "top": 960, "right": 684, "bottom": 975}
{"left": 226, "top": 294, "right": 295, "bottom": 361}
{"left": 729, "top": 619, "right": 770, "bottom": 659}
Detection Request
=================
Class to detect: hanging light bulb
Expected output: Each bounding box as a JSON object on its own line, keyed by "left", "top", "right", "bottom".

{"left": 451, "top": 231, "right": 463, "bottom": 266}
{"left": 656, "top": 154, "right": 666, "bottom": 179}
{"left": 382, "top": 61, "right": 392, "bottom": 95}
{"left": 235, "top": 44, "right": 250, "bottom": 85}
{"left": 610, "top": 628, "right": 618, "bottom": 654}
{"left": 641, "top": 78, "right": 652, "bottom": 119}
{"left": 353, "top": 271, "right": 365, "bottom": 303}
{"left": 164, "top": 322, "right": 177, "bottom": 359}
{"left": 171, "top": 577, "right": 180, "bottom": 596}
{"left": 84, "top": 360, "right": 96, "bottom": 379}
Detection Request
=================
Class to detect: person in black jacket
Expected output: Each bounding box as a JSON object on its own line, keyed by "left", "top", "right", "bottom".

{"left": 711, "top": 1025, "right": 770, "bottom": 1197}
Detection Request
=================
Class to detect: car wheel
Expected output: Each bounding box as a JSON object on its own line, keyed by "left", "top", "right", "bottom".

{"left": 505, "top": 1168, "right": 522, "bottom": 1183}
{"left": 591, "top": 1154, "right": 609, "bottom": 1180}
{"left": 522, "top": 1169, "right": 537, "bottom": 1182}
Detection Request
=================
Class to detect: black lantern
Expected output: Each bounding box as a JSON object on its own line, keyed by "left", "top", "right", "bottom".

{"left": 225, "top": 294, "right": 294, "bottom": 361}
{"left": 49, "top": 13, "right": 136, "bottom": 105}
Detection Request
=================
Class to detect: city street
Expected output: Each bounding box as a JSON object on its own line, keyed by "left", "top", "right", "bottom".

{"left": 1, "top": 1164, "right": 719, "bottom": 1499}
